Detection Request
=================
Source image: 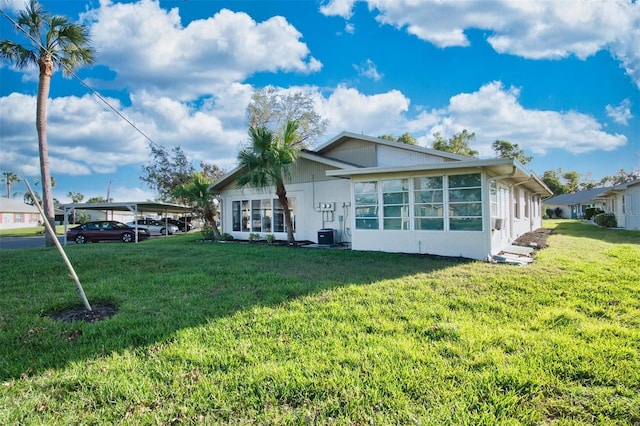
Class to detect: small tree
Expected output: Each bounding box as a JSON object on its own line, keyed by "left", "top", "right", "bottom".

{"left": 237, "top": 121, "right": 300, "bottom": 245}
{"left": 140, "top": 145, "right": 194, "bottom": 202}
{"left": 1, "top": 172, "right": 21, "bottom": 198}
{"left": 174, "top": 172, "right": 221, "bottom": 240}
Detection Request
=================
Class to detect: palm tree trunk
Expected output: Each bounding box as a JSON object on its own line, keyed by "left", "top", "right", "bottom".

{"left": 276, "top": 184, "right": 295, "bottom": 245}
{"left": 37, "top": 55, "right": 56, "bottom": 247}
{"left": 204, "top": 205, "right": 222, "bottom": 240}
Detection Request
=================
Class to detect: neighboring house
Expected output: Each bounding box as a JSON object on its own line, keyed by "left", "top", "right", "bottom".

{"left": 543, "top": 187, "right": 609, "bottom": 219}
{"left": 599, "top": 179, "right": 640, "bottom": 230}
{"left": 0, "top": 197, "right": 41, "bottom": 229}
{"left": 211, "top": 132, "right": 552, "bottom": 261}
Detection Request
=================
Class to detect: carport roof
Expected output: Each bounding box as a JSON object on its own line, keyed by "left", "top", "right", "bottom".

{"left": 58, "top": 201, "right": 193, "bottom": 215}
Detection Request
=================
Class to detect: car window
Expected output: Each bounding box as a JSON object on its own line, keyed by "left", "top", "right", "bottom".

{"left": 86, "top": 223, "right": 99, "bottom": 230}
{"left": 102, "top": 222, "right": 113, "bottom": 229}
{"left": 113, "top": 222, "right": 127, "bottom": 229}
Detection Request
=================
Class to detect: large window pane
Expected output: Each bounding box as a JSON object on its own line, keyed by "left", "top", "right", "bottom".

{"left": 449, "top": 188, "right": 481, "bottom": 202}
{"left": 450, "top": 218, "right": 483, "bottom": 231}
{"left": 449, "top": 173, "right": 481, "bottom": 188}
{"left": 449, "top": 203, "right": 482, "bottom": 216}
{"left": 415, "top": 218, "right": 444, "bottom": 230}
{"left": 414, "top": 176, "right": 443, "bottom": 190}
{"left": 415, "top": 190, "right": 443, "bottom": 203}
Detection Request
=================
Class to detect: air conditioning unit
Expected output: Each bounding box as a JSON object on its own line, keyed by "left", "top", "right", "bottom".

{"left": 318, "top": 228, "right": 338, "bottom": 245}
{"left": 491, "top": 217, "right": 504, "bottom": 231}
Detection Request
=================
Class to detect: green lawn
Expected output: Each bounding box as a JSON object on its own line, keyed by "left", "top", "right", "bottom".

{"left": 0, "top": 224, "right": 66, "bottom": 237}
{"left": 0, "top": 220, "right": 638, "bottom": 424}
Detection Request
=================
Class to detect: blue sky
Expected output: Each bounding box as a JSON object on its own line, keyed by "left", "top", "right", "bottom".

{"left": 1, "top": 0, "right": 638, "bottom": 202}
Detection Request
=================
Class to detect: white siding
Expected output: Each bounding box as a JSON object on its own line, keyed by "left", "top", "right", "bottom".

{"left": 376, "top": 145, "right": 447, "bottom": 167}
{"left": 625, "top": 184, "right": 640, "bottom": 230}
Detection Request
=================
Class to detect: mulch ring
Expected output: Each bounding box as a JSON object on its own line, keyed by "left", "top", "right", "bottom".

{"left": 49, "top": 303, "right": 118, "bottom": 323}
{"left": 513, "top": 228, "right": 553, "bottom": 249}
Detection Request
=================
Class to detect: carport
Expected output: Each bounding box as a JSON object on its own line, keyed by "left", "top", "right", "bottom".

{"left": 59, "top": 201, "right": 193, "bottom": 245}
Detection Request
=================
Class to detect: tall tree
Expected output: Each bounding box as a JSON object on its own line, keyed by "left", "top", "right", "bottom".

{"left": 432, "top": 130, "right": 479, "bottom": 157}
{"left": 174, "top": 172, "right": 221, "bottom": 240}
{"left": 379, "top": 133, "right": 417, "bottom": 145}
{"left": 0, "top": 0, "right": 95, "bottom": 246}
{"left": 600, "top": 169, "right": 640, "bottom": 186}
{"left": 542, "top": 169, "right": 567, "bottom": 195}
{"left": 1, "top": 171, "right": 21, "bottom": 198}
{"left": 86, "top": 196, "right": 106, "bottom": 203}
{"left": 491, "top": 140, "right": 533, "bottom": 165}
{"left": 67, "top": 191, "right": 84, "bottom": 203}
{"left": 140, "top": 145, "right": 195, "bottom": 202}
{"left": 246, "top": 86, "right": 327, "bottom": 147}
{"left": 237, "top": 121, "right": 299, "bottom": 245}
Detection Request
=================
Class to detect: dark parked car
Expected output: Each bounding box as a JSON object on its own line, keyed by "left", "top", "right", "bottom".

{"left": 160, "top": 218, "right": 192, "bottom": 232}
{"left": 67, "top": 221, "right": 150, "bottom": 244}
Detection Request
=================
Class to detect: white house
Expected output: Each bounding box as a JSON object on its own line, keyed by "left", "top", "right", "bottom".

{"left": 211, "top": 132, "right": 552, "bottom": 261}
{"left": 0, "top": 197, "right": 41, "bottom": 229}
{"left": 543, "top": 187, "right": 609, "bottom": 219}
{"left": 599, "top": 179, "right": 640, "bottom": 230}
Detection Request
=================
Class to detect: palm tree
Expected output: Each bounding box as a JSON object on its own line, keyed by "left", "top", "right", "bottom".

{"left": 0, "top": 0, "right": 95, "bottom": 246}
{"left": 237, "top": 120, "right": 299, "bottom": 245}
{"left": 174, "top": 172, "right": 222, "bottom": 240}
{"left": 1, "top": 172, "right": 21, "bottom": 198}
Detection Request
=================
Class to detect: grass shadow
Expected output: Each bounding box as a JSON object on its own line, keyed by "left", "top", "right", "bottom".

{"left": 0, "top": 236, "right": 473, "bottom": 381}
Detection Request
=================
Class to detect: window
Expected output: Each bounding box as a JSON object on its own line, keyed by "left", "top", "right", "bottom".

{"left": 15, "top": 213, "right": 23, "bottom": 222}
{"left": 232, "top": 198, "right": 294, "bottom": 233}
{"left": 513, "top": 187, "right": 520, "bottom": 219}
{"left": 448, "top": 173, "right": 482, "bottom": 231}
{"left": 524, "top": 192, "right": 530, "bottom": 219}
{"left": 382, "top": 179, "right": 409, "bottom": 230}
{"left": 489, "top": 180, "right": 498, "bottom": 218}
{"left": 354, "top": 181, "right": 379, "bottom": 229}
{"left": 232, "top": 201, "right": 241, "bottom": 231}
{"left": 414, "top": 176, "right": 444, "bottom": 230}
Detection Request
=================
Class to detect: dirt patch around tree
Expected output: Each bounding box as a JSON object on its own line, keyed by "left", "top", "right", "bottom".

{"left": 50, "top": 303, "right": 118, "bottom": 323}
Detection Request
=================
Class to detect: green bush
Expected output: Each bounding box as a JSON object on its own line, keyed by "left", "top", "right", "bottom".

{"left": 545, "top": 208, "right": 554, "bottom": 219}
{"left": 585, "top": 207, "right": 604, "bottom": 220}
{"left": 265, "top": 234, "right": 275, "bottom": 244}
{"left": 201, "top": 224, "right": 215, "bottom": 240}
{"left": 248, "top": 232, "right": 260, "bottom": 242}
{"left": 220, "top": 233, "right": 234, "bottom": 241}
{"left": 554, "top": 207, "right": 563, "bottom": 218}
{"left": 594, "top": 212, "right": 617, "bottom": 228}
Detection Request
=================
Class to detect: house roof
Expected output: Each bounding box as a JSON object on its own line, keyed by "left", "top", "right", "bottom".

{"left": 544, "top": 187, "right": 609, "bottom": 205}
{"left": 315, "top": 131, "right": 472, "bottom": 162}
{"left": 210, "top": 131, "right": 553, "bottom": 196}
{"left": 0, "top": 197, "right": 40, "bottom": 213}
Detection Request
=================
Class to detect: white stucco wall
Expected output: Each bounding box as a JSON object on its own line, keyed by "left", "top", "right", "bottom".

{"left": 625, "top": 184, "right": 640, "bottom": 230}
{"left": 219, "top": 179, "right": 352, "bottom": 243}
{"left": 352, "top": 229, "right": 488, "bottom": 260}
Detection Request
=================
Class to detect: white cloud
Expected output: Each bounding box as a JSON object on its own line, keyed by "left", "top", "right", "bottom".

{"left": 354, "top": 59, "right": 383, "bottom": 81}
{"left": 83, "top": 0, "right": 322, "bottom": 101}
{"left": 606, "top": 99, "right": 633, "bottom": 125}
{"left": 320, "top": 0, "right": 640, "bottom": 87}
{"left": 319, "top": 0, "right": 357, "bottom": 19}
{"left": 345, "top": 23, "right": 355, "bottom": 34}
{"left": 318, "top": 85, "right": 410, "bottom": 135}
{"left": 421, "top": 81, "right": 627, "bottom": 156}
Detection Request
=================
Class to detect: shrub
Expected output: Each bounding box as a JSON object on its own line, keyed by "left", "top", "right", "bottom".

{"left": 545, "top": 208, "right": 554, "bottom": 219}
{"left": 248, "top": 233, "right": 260, "bottom": 242}
{"left": 265, "top": 234, "right": 275, "bottom": 244}
{"left": 594, "top": 213, "right": 617, "bottom": 228}
{"left": 221, "top": 233, "right": 234, "bottom": 241}
{"left": 585, "top": 207, "right": 604, "bottom": 220}
{"left": 554, "top": 207, "right": 563, "bottom": 218}
{"left": 201, "top": 224, "right": 215, "bottom": 240}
